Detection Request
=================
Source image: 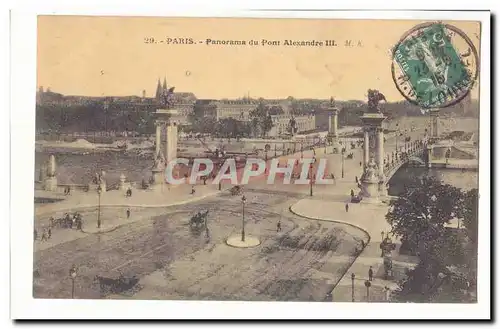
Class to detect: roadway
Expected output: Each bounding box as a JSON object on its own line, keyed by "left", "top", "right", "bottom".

{"left": 33, "top": 126, "right": 427, "bottom": 301}
{"left": 33, "top": 190, "right": 366, "bottom": 301}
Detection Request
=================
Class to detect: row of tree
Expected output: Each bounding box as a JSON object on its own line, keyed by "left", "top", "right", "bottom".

{"left": 187, "top": 101, "right": 287, "bottom": 138}
{"left": 386, "top": 176, "right": 478, "bottom": 302}
{"left": 36, "top": 104, "right": 157, "bottom": 135}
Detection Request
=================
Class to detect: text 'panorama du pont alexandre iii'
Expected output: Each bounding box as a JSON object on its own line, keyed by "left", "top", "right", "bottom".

{"left": 143, "top": 37, "right": 364, "bottom": 47}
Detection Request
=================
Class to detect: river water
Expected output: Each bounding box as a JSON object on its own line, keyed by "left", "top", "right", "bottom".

{"left": 34, "top": 117, "right": 479, "bottom": 189}
{"left": 35, "top": 149, "right": 478, "bottom": 195}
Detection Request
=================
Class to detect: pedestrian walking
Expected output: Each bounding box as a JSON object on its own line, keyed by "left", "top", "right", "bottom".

{"left": 41, "top": 230, "right": 48, "bottom": 242}
{"left": 47, "top": 228, "right": 52, "bottom": 239}
{"left": 126, "top": 208, "right": 131, "bottom": 219}
{"left": 368, "top": 266, "right": 374, "bottom": 281}
{"left": 67, "top": 186, "right": 71, "bottom": 195}
{"left": 345, "top": 203, "right": 349, "bottom": 213}
{"left": 277, "top": 220, "right": 282, "bottom": 232}
{"left": 355, "top": 176, "right": 358, "bottom": 184}
{"left": 359, "top": 161, "right": 362, "bottom": 167}
{"left": 34, "top": 229, "right": 38, "bottom": 241}
{"left": 49, "top": 217, "right": 55, "bottom": 229}
{"left": 384, "top": 286, "right": 391, "bottom": 302}
{"left": 351, "top": 189, "right": 355, "bottom": 198}
{"left": 191, "top": 186, "right": 196, "bottom": 194}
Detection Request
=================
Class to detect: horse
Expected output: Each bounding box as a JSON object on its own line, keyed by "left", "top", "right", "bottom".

{"left": 93, "top": 275, "right": 139, "bottom": 295}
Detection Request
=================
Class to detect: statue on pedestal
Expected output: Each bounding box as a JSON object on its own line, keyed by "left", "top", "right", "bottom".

{"left": 153, "top": 151, "right": 166, "bottom": 171}
{"left": 330, "top": 96, "right": 335, "bottom": 107}
{"left": 367, "top": 89, "right": 387, "bottom": 113}
{"left": 362, "top": 157, "right": 379, "bottom": 183}
{"left": 162, "top": 86, "right": 176, "bottom": 108}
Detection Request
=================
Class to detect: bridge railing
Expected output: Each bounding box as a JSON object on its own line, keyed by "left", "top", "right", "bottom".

{"left": 383, "top": 143, "right": 426, "bottom": 176}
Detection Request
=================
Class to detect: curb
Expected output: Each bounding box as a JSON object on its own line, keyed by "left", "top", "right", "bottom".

{"left": 35, "top": 189, "right": 227, "bottom": 217}
{"left": 288, "top": 203, "right": 371, "bottom": 244}
{"left": 288, "top": 202, "right": 372, "bottom": 298}
{"left": 80, "top": 226, "right": 120, "bottom": 235}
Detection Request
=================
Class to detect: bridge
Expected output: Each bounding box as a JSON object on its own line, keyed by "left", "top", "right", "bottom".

{"left": 382, "top": 140, "right": 428, "bottom": 184}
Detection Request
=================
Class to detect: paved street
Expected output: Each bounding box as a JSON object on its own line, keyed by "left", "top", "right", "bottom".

{"left": 33, "top": 127, "right": 427, "bottom": 302}
{"left": 33, "top": 191, "right": 366, "bottom": 301}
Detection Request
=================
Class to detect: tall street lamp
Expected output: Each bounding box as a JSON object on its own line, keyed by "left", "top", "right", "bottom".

{"left": 97, "top": 185, "right": 102, "bottom": 228}
{"left": 364, "top": 280, "right": 371, "bottom": 302}
{"left": 351, "top": 273, "right": 356, "bottom": 302}
{"left": 241, "top": 195, "right": 247, "bottom": 242}
{"left": 309, "top": 157, "right": 316, "bottom": 197}
{"left": 395, "top": 123, "right": 399, "bottom": 151}
{"left": 341, "top": 149, "right": 345, "bottom": 178}
{"left": 69, "top": 264, "right": 78, "bottom": 299}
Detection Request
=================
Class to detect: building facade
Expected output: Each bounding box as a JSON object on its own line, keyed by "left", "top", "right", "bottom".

{"left": 268, "top": 114, "right": 316, "bottom": 137}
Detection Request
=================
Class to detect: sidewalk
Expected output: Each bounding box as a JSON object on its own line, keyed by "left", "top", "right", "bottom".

{"left": 288, "top": 135, "right": 420, "bottom": 302}
{"left": 35, "top": 183, "right": 223, "bottom": 217}
{"left": 290, "top": 198, "right": 418, "bottom": 302}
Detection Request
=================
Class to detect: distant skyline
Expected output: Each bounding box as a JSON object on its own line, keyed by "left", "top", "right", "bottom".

{"left": 37, "top": 16, "right": 481, "bottom": 101}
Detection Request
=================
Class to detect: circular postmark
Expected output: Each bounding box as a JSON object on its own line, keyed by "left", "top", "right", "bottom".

{"left": 391, "top": 22, "right": 479, "bottom": 109}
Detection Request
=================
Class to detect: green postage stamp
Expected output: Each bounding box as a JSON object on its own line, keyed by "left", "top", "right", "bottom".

{"left": 392, "top": 22, "right": 478, "bottom": 109}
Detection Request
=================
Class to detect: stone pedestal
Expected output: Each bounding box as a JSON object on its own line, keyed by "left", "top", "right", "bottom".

{"left": 119, "top": 174, "right": 129, "bottom": 191}
{"left": 360, "top": 113, "right": 386, "bottom": 201}
{"left": 156, "top": 109, "right": 179, "bottom": 165}
{"left": 327, "top": 107, "right": 340, "bottom": 149}
{"left": 44, "top": 177, "right": 58, "bottom": 192}
{"left": 360, "top": 113, "right": 386, "bottom": 171}
{"left": 150, "top": 168, "right": 164, "bottom": 191}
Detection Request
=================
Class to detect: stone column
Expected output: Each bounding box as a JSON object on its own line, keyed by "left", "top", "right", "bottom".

{"left": 363, "top": 129, "right": 370, "bottom": 171}
{"left": 329, "top": 109, "right": 339, "bottom": 138}
{"left": 430, "top": 109, "right": 440, "bottom": 138}
{"left": 155, "top": 121, "right": 162, "bottom": 156}
{"left": 376, "top": 127, "right": 385, "bottom": 179}
{"left": 165, "top": 122, "right": 178, "bottom": 164}
{"left": 426, "top": 145, "right": 433, "bottom": 168}
{"left": 44, "top": 154, "right": 58, "bottom": 191}
{"left": 377, "top": 127, "right": 387, "bottom": 196}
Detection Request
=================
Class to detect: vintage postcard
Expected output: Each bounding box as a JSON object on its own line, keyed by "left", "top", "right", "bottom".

{"left": 11, "top": 10, "right": 490, "bottom": 320}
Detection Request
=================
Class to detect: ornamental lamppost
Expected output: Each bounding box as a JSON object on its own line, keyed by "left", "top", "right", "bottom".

{"left": 351, "top": 273, "right": 356, "bottom": 302}
{"left": 97, "top": 185, "right": 102, "bottom": 228}
{"left": 395, "top": 123, "right": 399, "bottom": 151}
{"left": 309, "top": 157, "right": 316, "bottom": 197}
{"left": 69, "top": 264, "right": 78, "bottom": 299}
{"left": 241, "top": 195, "right": 247, "bottom": 242}
{"left": 364, "top": 280, "right": 371, "bottom": 302}
{"left": 341, "top": 149, "right": 345, "bottom": 178}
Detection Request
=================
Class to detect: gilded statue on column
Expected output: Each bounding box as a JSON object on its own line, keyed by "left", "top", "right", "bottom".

{"left": 367, "top": 89, "right": 386, "bottom": 113}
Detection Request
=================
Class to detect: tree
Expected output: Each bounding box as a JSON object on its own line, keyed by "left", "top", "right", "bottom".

{"left": 461, "top": 188, "right": 478, "bottom": 244}
{"left": 388, "top": 177, "right": 478, "bottom": 303}
{"left": 386, "top": 176, "right": 462, "bottom": 256}
{"left": 249, "top": 102, "right": 274, "bottom": 138}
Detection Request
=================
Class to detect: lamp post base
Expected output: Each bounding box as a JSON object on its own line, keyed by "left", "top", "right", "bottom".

{"left": 226, "top": 235, "right": 261, "bottom": 248}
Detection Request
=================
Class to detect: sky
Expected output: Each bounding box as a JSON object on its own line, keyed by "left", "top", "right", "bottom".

{"left": 37, "top": 16, "right": 481, "bottom": 101}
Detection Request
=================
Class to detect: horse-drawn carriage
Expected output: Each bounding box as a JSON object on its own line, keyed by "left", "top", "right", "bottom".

{"left": 51, "top": 213, "right": 83, "bottom": 230}
{"left": 190, "top": 210, "right": 209, "bottom": 228}
{"left": 93, "top": 274, "right": 139, "bottom": 295}
{"left": 230, "top": 185, "right": 242, "bottom": 196}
